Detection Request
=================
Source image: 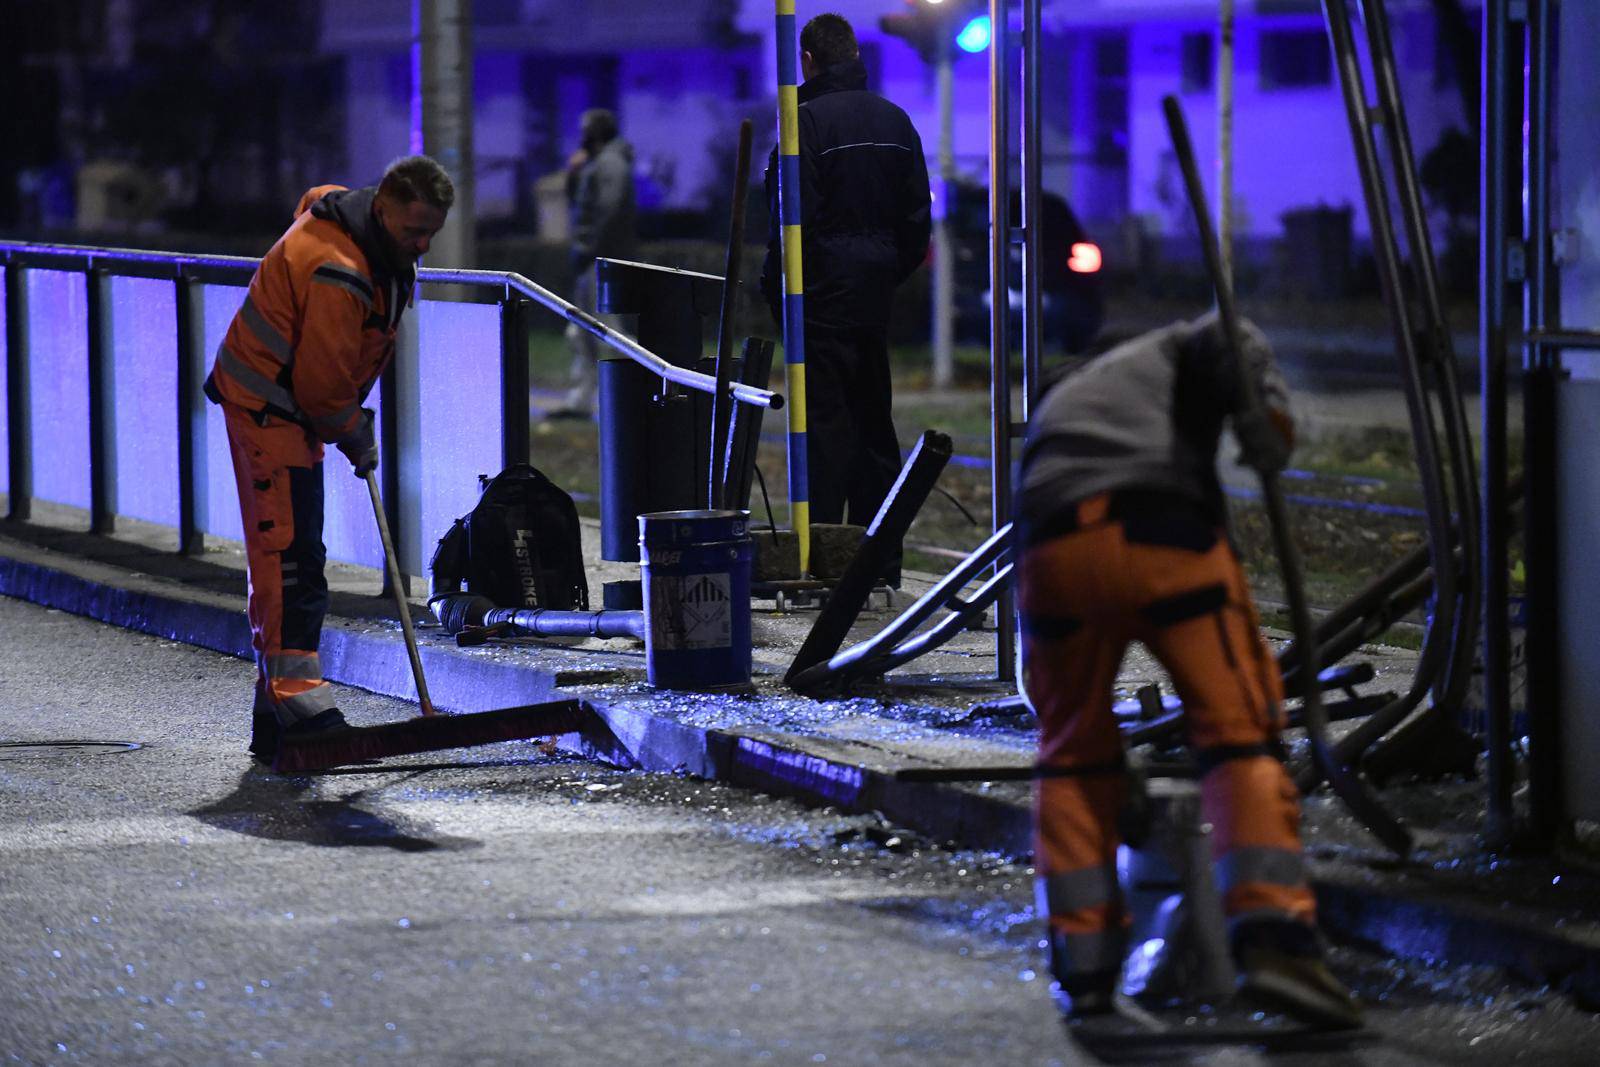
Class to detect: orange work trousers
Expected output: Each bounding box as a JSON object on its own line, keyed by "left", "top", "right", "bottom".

{"left": 223, "top": 404, "right": 338, "bottom": 727}
{"left": 1018, "top": 491, "right": 1316, "bottom": 986}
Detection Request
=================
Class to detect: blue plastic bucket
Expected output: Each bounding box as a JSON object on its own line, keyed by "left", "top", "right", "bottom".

{"left": 638, "top": 509, "right": 753, "bottom": 689}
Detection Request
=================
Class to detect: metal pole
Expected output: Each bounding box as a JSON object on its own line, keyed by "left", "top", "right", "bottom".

{"left": 1479, "top": 0, "right": 1514, "bottom": 840}
{"left": 87, "top": 267, "right": 116, "bottom": 534}
{"left": 5, "top": 260, "right": 31, "bottom": 522}
{"left": 1320, "top": 0, "right": 1458, "bottom": 717}
{"left": 1218, "top": 0, "right": 1235, "bottom": 289}
{"left": 989, "top": 0, "right": 1015, "bottom": 680}
{"left": 500, "top": 289, "right": 531, "bottom": 469}
{"left": 175, "top": 273, "right": 205, "bottom": 556}
{"left": 413, "top": 0, "right": 476, "bottom": 273}
{"left": 932, "top": 32, "right": 956, "bottom": 391}
{"left": 1521, "top": 0, "right": 1561, "bottom": 840}
{"left": 1020, "top": 0, "right": 1042, "bottom": 419}
{"left": 1362, "top": 0, "right": 1483, "bottom": 715}
{"left": 773, "top": 0, "right": 811, "bottom": 575}
{"left": 709, "top": 119, "right": 753, "bottom": 510}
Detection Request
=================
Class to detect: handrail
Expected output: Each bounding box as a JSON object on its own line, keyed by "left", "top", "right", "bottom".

{"left": 0, "top": 240, "right": 782, "bottom": 411}
{"left": 419, "top": 266, "right": 781, "bottom": 410}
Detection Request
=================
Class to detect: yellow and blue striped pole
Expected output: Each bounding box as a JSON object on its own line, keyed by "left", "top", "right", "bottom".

{"left": 774, "top": 0, "right": 810, "bottom": 575}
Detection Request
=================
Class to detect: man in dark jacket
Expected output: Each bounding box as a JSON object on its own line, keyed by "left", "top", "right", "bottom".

{"left": 556, "top": 108, "right": 637, "bottom": 418}
{"left": 760, "top": 13, "right": 931, "bottom": 583}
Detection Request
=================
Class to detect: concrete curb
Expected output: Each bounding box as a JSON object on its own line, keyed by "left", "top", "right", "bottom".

{"left": 4, "top": 533, "right": 1597, "bottom": 991}
{"left": 1312, "top": 875, "right": 1600, "bottom": 994}
{"left": 0, "top": 538, "right": 563, "bottom": 715}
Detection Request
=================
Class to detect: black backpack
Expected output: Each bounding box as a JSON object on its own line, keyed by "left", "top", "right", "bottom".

{"left": 429, "top": 464, "right": 589, "bottom": 612}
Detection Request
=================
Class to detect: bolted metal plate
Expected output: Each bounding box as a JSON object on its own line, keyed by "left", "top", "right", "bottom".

{"left": 0, "top": 741, "right": 144, "bottom": 761}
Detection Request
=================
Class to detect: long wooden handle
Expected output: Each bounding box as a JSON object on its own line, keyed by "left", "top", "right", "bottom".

{"left": 365, "top": 470, "right": 436, "bottom": 716}
{"left": 1162, "top": 94, "right": 1409, "bottom": 857}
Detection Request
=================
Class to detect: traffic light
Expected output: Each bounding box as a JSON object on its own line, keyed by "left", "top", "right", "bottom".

{"left": 878, "top": 0, "right": 984, "bottom": 64}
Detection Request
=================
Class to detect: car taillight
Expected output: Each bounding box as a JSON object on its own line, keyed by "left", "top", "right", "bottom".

{"left": 1068, "top": 242, "right": 1102, "bottom": 273}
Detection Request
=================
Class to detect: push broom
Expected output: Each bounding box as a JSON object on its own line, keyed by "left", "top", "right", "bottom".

{"left": 271, "top": 471, "right": 590, "bottom": 773}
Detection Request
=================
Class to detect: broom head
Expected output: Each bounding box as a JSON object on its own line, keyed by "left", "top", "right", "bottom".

{"left": 272, "top": 698, "right": 592, "bottom": 773}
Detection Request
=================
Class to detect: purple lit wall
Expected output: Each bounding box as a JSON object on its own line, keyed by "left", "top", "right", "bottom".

{"left": 321, "top": 387, "right": 383, "bottom": 569}
{"left": 108, "top": 277, "right": 179, "bottom": 526}
{"left": 26, "top": 270, "right": 91, "bottom": 513}
{"left": 407, "top": 297, "right": 503, "bottom": 576}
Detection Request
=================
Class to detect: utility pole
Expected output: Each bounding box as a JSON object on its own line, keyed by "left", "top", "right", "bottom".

{"left": 882, "top": 0, "right": 970, "bottom": 390}
{"left": 413, "top": 0, "right": 476, "bottom": 271}
{"left": 1217, "top": 0, "right": 1234, "bottom": 289}
{"left": 932, "top": 28, "right": 956, "bottom": 390}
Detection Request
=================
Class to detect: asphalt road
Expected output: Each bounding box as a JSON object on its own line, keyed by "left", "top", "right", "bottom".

{"left": 3, "top": 594, "right": 1598, "bottom": 1066}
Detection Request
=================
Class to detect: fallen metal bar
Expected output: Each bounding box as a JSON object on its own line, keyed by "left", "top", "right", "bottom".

{"left": 844, "top": 564, "right": 1012, "bottom": 680}
{"left": 786, "top": 431, "right": 954, "bottom": 685}
{"left": 789, "top": 522, "right": 1012, "bottom": 696}
{"left": 482, "top": 606, "right": 645, "bottom": 642}
{"left": 891, "top": 694, "right": 1394, "bottom": 784}
{"left": 1124, "top": 691, "right": 1397, "bottom": 752}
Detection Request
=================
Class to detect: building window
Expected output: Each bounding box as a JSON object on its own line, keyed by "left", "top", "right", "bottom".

{"left": 1259, "top": 29, "right": 1332, "bottom": 89}
{"left": 1181, "top": 32, "right": 1214, "bottom": 93}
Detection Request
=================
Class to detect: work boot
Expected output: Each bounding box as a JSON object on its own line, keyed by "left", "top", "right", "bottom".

{"left": 1233, "top": 920, "right": 1363, "bottom": 1031}
{"left": 248, "top": 709, "right": 280, "bottom": 765}
{"left": 1049, "top": 969, "right": 1118, "bottom": 1023}
{"left": 283, "top": 708, "right": 349, "bottom": 736}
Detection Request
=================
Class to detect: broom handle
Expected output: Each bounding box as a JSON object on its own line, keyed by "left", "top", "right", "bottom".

{"left": 365, "top": 469, "right": 437, "bottom": 716}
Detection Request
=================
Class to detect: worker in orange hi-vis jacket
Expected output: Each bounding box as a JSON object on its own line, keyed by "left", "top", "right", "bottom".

{"left": 1016, "top": 314, "right": 1363, "bottom": 1032}
{"left": 203, "top": 155, "right": 453, "bottom": 765}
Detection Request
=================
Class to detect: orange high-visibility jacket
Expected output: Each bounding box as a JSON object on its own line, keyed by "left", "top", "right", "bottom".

{"left": 205, "top": 185, "right": 414, "bottom": 454}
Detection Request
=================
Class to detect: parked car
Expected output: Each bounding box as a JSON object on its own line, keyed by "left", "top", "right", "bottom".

{"left": 948, "top": 181, "right": 1105, "bottom": 354}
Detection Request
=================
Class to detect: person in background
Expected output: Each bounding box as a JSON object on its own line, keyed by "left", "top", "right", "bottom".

{"left": 552, "top": 108, "right": 637, "bottom": 419}
{"left": 759, "top": 13, "right": 931, "bottom": 585}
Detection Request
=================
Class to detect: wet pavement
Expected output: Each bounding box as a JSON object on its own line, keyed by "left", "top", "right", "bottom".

{"left": 6, "top": 508, "right": 1600, "bottom": 1063}
{"left": 5, "top": 595, "right": 1600, "bottom": 1065}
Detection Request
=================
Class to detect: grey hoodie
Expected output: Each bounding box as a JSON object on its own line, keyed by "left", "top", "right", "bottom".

{"left": 1017, "top": 314, "right": 1290, "bottom": 532}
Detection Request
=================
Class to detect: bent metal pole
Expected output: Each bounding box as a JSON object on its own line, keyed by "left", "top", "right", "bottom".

{"left": 774, "top": 0, "right": 811, "bottom": 575}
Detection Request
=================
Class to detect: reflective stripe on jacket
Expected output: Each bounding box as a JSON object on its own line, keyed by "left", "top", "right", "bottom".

{"left": 205, "top": 184, "right": 409, "bottom": 453}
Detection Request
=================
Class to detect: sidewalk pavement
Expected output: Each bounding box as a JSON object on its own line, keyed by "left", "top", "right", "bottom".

{"left": 3, "top": 509, "right": 1599, "bottom": 1007}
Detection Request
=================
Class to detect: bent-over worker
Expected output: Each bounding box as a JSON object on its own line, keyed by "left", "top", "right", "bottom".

{"left": 1016, "top": 314, "right": 1362, "bottom": 1031}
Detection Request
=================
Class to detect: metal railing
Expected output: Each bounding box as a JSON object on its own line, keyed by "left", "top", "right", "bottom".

{"left": 0, "top": 239, "right": 778, "bottom": 584}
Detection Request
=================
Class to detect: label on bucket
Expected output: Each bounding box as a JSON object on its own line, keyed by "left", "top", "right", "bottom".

{"left": 650, "top": 572, "right": 733, "bottom": 649}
